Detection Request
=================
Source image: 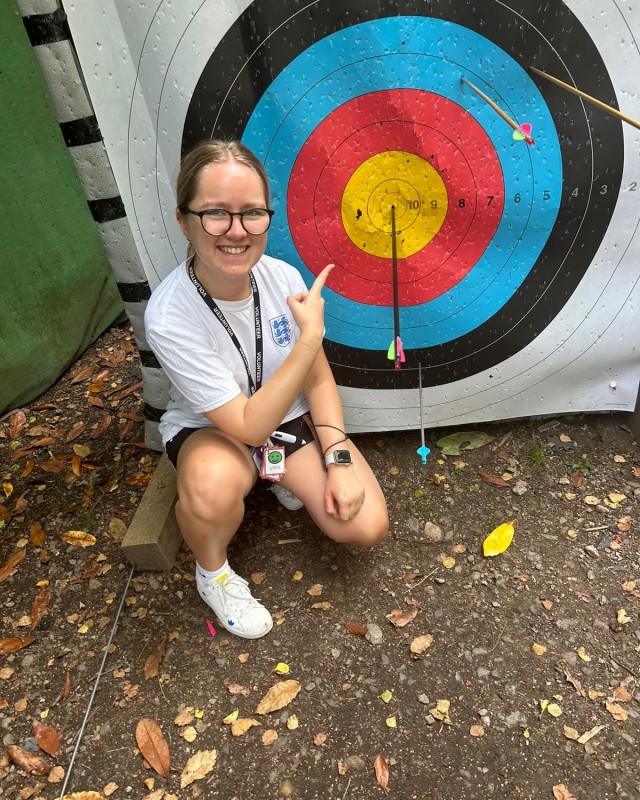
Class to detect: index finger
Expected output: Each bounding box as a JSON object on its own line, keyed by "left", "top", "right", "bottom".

{"left": 308, "top": 263, "right": 334, "bottom": 296}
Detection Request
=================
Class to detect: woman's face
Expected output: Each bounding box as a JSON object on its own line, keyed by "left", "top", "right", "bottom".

{"left": 177, "top": 159, "right": 268, "bottom": 287}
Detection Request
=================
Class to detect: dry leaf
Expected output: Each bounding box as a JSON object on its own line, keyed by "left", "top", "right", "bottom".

{"left": 230, "top": 718, "right": 260, "bottom": 736}
{"left": 616, "top": 608, "right": 631, "bottom": 625}
{"left": 31, "top": 584, "right": 50, "bottom": 630}
{"left": 313, "top": 732, "right": 327, "bottom": 746}
{"left": 410, "top": 634, "right": 433, "bottom": 655}
{"left": 306, "top": 584, "right": 323, "bottom": 597}
{"left": 311, "top": 601, "right": 332, "bottom": 610}
{"left": 135, "top": 718, "right": 170, "bottom": 778}
{"left": 577, "top": 724, "right": 606, "bottom": 744}
{"left": 0, "top": 549, "right": 26, "bottom": 582}
{"left": 7, "top": 744, "right": 49, "bottom": 775}
{"left": 547, "top": 703, "right": 562, "bottom": 717}
{"left": 612, "top": 686, "right": 632, "bottom": 703}
{"left": 553, "top": 784, "right": 578, "bottom": 800}
{"left": 613, "top": 454, "right": 627, "bottom": 463}
{"left": 250, "top": 572, "right": 266, "bottom": 585}
{"left": 605, "top": 701, "right": 629, "bottom": 721}
{"left": 560, "top": 668, "right": 585, "bottom": 698}
{"left": 563, "top": 725, "right": 579, "bottom": 740}
{"left": 262, "top": 730, "right": 278, "bottom": 745}
{"left": 226, "top": 683, "right": 250, "bottom": 696}
{"left": 441, "top": 556, "right": 456, "bottom": 569}
{"left": 103, "top": 782, "right": 118, "bottom": 796}
{"left": 478, "top": 470, "right": 511, "bottom": 487}
{"left": 588, "top": 689, "right": 604, "bottom": 701}
{"left": 30, "top": 521, "right": 46, "bottom": 547}
{"left": 386, "top": 607, "right": 418, "bottom": 628}
{"left": 0, "top": 636, "right": 35, "bottom": 655}
{"left": 576, "top": 646, "right": 591, "bottom": 662}
{"left": 33, "top": 720, "right": 60, "bottom": 757}
{"left": 144, "top": 642, "right": 167, "bottom": 680}
{"left": 256, "top": 680, "right": 301, "bottom": 714}
{"left": 58, "top": 530, "right": 96, "bottom": 548}
{"left": 180, "top": 749, "right": 217, "bottom": 789}
{"left": 470, "top": 724, "right": 485, "bottom": 737}
{"left": 374, "top": 753, "right": 389, "bottom": 791}
{"left": 385, "top": 716, "right": 397, "bottom": 728}
{"left": 182, "top": 727, "right": 197, "bottom": 742}
{"left": 9, "top": 409, "right": 27, "bottom": 438}
{"left": 337, "top": 759, "right": 348, "bottom": 775}
{"left": 583, "top": 495, "right": 600, "bottom": 505}
{"left": 541, "top": 599, "right": 554, "bottom": 610}
{"left": 292, "top": 570, "right": 303, "bottom": 581}
{"left": 343, "top": 623, "right": 367, "bottom": 636}
{"left": 431, "top": 699, "right": 452, "bottom": 724}
{"left": 609, "top": 492, "right": 626, "bottom": 503}
{"left": 531, "top": 642, "right": 547, "bottom": 656}
{"left": 287, "top": 714, "right": 299, "bottom": 730}
{"left": 47, "top": 764, "right": 65, "bottom": 783}
{"left": 174, "top": 707, "right": 195, "bottom": 726}
{"left": 66, "top": 421, "right": 86, "bottom": 442}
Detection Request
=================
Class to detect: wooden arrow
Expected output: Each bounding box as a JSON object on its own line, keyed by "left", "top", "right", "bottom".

{"left": 530, "top": 66, "right": 640, "bottom": 131}
{"left": 461, "top": 77, "right": 534, "bottom": 144}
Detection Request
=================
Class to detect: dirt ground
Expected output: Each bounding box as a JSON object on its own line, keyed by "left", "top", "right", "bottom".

{"left": 1, "top": 323, "right": 639, "bottom": 800}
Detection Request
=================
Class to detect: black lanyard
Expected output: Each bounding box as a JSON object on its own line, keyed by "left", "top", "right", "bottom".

{"left": 188, "top": 260, "right": 263, "bottom": 394}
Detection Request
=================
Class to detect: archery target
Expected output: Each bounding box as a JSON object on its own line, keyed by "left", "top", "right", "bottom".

{"left": 64, "top": 0, "right": 640, "bottom": 429}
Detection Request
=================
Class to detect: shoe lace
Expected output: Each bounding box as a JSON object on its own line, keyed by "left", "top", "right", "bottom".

{"left": 221, "top": 574, "right": 261, "bottom": 616}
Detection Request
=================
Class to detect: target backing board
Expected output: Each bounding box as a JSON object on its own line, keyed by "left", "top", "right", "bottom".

{"left": 65, "top": 0, "right": 640, "bottom": 432}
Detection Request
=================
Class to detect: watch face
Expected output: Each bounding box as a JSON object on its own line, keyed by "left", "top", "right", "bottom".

{"left": 333, "top": 450, "right": 352, "bottom": 464}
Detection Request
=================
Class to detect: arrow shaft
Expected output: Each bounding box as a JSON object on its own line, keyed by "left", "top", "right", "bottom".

{"left": 461, "top": 77, "right": 519, "bottom": 132}
{"left": 391, "top": 205, "right": 400, "bottom": 368}
{"left": 530, "top": 66, "right": 640, "bottom": 131}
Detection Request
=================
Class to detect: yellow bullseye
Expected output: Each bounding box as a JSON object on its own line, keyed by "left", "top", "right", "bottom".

{"left": 341, "top": 150, "right": 448, "bottom": 258}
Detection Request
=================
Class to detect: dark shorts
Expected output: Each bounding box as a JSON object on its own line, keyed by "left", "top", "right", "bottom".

{"left": 165, "top": 413, "right": 315, "bottom": 469}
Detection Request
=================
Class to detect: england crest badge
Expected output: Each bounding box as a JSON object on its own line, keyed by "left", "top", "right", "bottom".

{"left": 270, "top": 314, "right": 292, "bottom": 347}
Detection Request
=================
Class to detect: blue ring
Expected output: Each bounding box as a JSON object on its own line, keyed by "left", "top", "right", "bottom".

{"left": 244, "top": 16, "right": 562, "bottom": 350}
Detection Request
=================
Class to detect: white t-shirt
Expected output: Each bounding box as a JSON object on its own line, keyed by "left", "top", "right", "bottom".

{"left": 145, "top": 254, "right": 310, "bottom": 444}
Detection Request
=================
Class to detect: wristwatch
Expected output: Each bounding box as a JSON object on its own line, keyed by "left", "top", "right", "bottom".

{"left": 325, "top": 449, "right": 352, "bottom": 468}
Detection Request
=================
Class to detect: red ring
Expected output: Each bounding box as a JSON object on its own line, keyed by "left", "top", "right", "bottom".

{"left": 288, "top": 89, "right": 504, "bottom": 306}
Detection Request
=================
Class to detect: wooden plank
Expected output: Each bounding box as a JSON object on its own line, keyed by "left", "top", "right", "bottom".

{"left": 122, "top": 453, "right": 182, "bottom": 570}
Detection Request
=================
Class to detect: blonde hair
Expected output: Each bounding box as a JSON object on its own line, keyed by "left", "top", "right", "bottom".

{"left": 177, "top": 139, "right": 270, "bottom": 210}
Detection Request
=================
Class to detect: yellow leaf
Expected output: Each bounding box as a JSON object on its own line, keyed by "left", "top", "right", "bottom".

{"left": 531, "top": 642, "right": 547, "bottom": 656}
{"left": 255, "top": 680, "right": 301, "bottom": 714}
{"left": 286, "top": 714, "right": 299, "bottom": 730}
{"left": 58, "top": 530, "right": 97, "bottom": 547}
{"left": 274, "top": 662, "right": 290, "bottom": 675}
{"left": 292, "top": 571, "right": 303, "bottom": 581}
{"left": 576, "top": 646, "right": 591, "bottom": 662}
{"left": 431, "top": 699, "right": 452, "bottom": 724}
{"left": 379, "top": 689, "right": 393, "bottom": 704}
{"left": 3, "top": 482, "right": 13, "bottom": 499}
{"left": 385, "top": 716, "right": 397, "bottom": 728}
{"left": 482, "top": 521, "right": 515, "bottom": 557}
{"left": 441, "top": 556, "right": 456, "bottom": 569}
{"left": 230, "top": 718, "right": 260, "bottom": 736}
{"left": 547, "top": 703, "right": 562, "bottom": 718}
{"left": 617, "top": 608, "right": 631, "bottom": 624}
{"left": 223, "top": 709, "right": 239, "bottom": 724}
{"left": 540, "top": 699, "right": 549, "bottom": 714}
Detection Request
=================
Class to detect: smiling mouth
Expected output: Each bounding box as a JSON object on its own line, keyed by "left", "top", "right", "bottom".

{"left": 219, "top": 246, "right": 249, "bottom": 255}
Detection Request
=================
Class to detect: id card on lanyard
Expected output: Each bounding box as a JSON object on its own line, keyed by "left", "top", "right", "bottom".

{"left": 188, "top": 260, "right": 285, "bottom": 480}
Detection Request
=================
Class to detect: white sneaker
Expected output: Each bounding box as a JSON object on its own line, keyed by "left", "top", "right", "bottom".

{"left": 197, "top": 567, "right": 273, "bottom": 639}
{"left": 269, "top": 483, "right": 304, "bottom": 511}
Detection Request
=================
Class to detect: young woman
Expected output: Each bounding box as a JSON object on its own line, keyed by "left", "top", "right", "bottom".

{"left": 145, "top": 140, "right": 388, "bottom": 639}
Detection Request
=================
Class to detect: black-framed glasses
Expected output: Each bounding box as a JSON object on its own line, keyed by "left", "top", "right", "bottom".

{"left": 180, "top": 207, "right": 274, "bottom": 235}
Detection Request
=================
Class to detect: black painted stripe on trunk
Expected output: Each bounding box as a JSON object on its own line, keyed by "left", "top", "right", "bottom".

{"left": 117, "top": 282, "right": 151, "bottom": 303}
{"left": 143, "top": 403, "right": 165, "bottom": 422}
{"left": 89, "top": 196, "right": 126, "bottom": 223}
{"left": 140, "top": 350, "right": 161, "bottom": 369}
{"left": 22, "top": 9, "right": 70, "bottom": 46}
{"left": 60, "top": 115, "right": 102, "bottom": 147}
